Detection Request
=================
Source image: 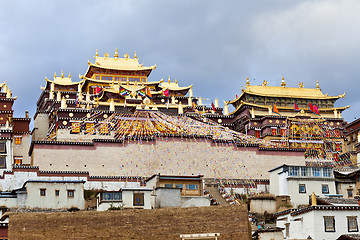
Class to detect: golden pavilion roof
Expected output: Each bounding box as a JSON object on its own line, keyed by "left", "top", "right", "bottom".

{"left": 159, "top": 77, "right": 192, "bottom": 91}
{"left": 45, "top": 72, "right": 84, "bottom": 86}
{"left": 88, "top": 50, "right": 156, "bottom": 72}
{"left": 228, "top": 80, "right": 345, "bottom": 105}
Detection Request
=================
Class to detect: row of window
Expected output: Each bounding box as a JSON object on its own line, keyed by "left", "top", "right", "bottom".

{"left": 298, "top": 184, "right": 329, "bottom": 194}
{"left": 164, "top": 184, "right": 199, "bottom": 190}
{"left": 289, "top": 166, "right": 332, "bottom": 178}
{"left": 71, "top": 122, "right": 110, "bottom": 134}
{"left": 94, "top": 75, "right": 146, "bottom": 82}
{"left": 324, "top": 216, "right": 358, "bottom": 232}
{"left": 100, "top": 192, "right": 144, "bottom": 206}
{"left": 40, "top": 189, "right": 75, "bottom": 198}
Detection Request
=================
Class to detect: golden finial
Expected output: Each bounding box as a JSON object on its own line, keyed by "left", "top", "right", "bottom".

{"left": 316, "top": 81, "right": 320, "bottom": 89}
{"left": 104, "top": 52, "right": 109, "bottom": 58}
{"left": 160, "top": 78, "right": 164, "bottom": 83}
{"left": 281, "top": 76, "right": 286, "bottom": 87}
{"left": 114, "top": 48, "right": 119, "bottom": 58}
{"left": 245, "top": 77, "right": 250, "bottom": 86}
{"left": 124, "top": 53, "right": 129, "bottom": 59}
{"left": 61, "top": 70, "right": 64, "bottom": 78}
{"left": 95, "top": 49, "right": 99, "bottom": 57}
{"left": 54, "top": 72, "right": 57, "bottom": 78}
{"left": 168, "top": 76, "right": 171, "bottom": 83}
{"left": 299, "top": 82, "right": 304, "bottom": 88}
{"left": 175, "top": 78, "right": 178, "bottom": 84}
{"left": 68, "top": 73, "right": 71, "bottom": 79}
{"left": 134, "top": 51, "right": 137, "bottom": 59}
{"left": 262, "top": 80, "right": 268, "bottom": 86}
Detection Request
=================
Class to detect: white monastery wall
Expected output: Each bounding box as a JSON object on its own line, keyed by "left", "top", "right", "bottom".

{"left": 0, "top": 170, "right": 141, "bottom": 192}
{"left": 32, "top": 138, "right": 306, "bottom": 179}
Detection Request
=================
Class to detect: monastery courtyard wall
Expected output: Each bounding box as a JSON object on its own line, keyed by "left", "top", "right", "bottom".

{"left": 31, "top": 138, "right": 305, "bottom": 179}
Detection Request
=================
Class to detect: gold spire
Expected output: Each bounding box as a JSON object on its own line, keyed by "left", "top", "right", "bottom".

{"left": 68, "top": 73, "right": 71, "bottom": 79}
{"left": 124, "top": 53, "right": 129, "bottom": 59}
{"left": 104, "top": 52, "right": 109, "bottom": 58}
{"left": 281, "top": 76, "right": 286, "bottom": 87}
{"left": 160, "top": 78, "right": 164, "bottom": 83}
{"left": 134, "top": 51, "right": 137, "bottom": 59}
{"left": 316, "top": 81, "right": 320, "bottom": 89}
{"left": 95, "top": 49, "right": 99, "bottom": 57}
{"left": 175, "top": 78, "right": 178, "bottom": 84}
{"left": 114, "top": 48, "right": 119, "bottom": 58}
{"left": 54, "top": 72, "right": 57, "bottom": 78}
{"left": 168, "top": 76, "right": 171, "bottom": 83}
{"left": 262, "top": 80, "right": 268, "bottom": 86}
{"left": 246, "top": 77, "right": 250, "bottom": 86}
{"left": 61, "top": 70, "right": 64, "bottom": 78}
{"left": 299, "top": 82, "right": 304, "bottom": 88}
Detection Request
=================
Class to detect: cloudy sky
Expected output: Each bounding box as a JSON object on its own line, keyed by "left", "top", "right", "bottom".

{"left": 0, "top": 0, "right": 359, "bottom": 122}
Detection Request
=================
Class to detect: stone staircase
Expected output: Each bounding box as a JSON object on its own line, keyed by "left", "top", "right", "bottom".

{"left": 205, "top": 184, "right": 229, "bottom": 205}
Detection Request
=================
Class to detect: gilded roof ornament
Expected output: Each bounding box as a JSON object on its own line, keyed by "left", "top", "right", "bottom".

{"left": 61, "top": 70, "right": 64, "bottom": 78}
{"left": 68, "top": 73, "right": 71, "bottom": 79}
{"left": 168, "top": 76, "right": 171, "bottom": 83}
{"left": 299, "top": 82, "right": 304, "bottom": 88}
{"left": 175, "top": 78, "right": 178, "bottom": 84}
{"left": 134, "top": 51, "right": 137, "bottom": 59}
{"left": 262, "top": 80, "right": 268, "bottom": 86}
{"left": 104, "top": 52, "right": 109, "bottom": 58}
{"left": 281, "top": 76, "right": 286, "bottom": 87}
{"left": 246, "top": 77, "right": 250, "bottom": 86}
{"left": 124, "top": 53, "right": 129, "bottom": 59}
{"left": 114, "top": 48, "right": 119, "bottom": 58}
{"left": 95, "top": 50, "right": 99, "bottom": 57}
{"left": 316, "top": 81, "right": 320, "bottom": 89}
{"left": 54, "top": 72, "right": 57, "bottom": 78}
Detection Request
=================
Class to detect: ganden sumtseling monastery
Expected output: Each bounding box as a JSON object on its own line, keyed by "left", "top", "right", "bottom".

{"left": 0, "top": 49, "right": 349, "bottom": 178}
{"left": 0, "top": 49, "right": 358, "bottom": 238}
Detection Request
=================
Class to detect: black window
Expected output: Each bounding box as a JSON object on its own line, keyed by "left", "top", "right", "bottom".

{"left": 0, "top": 156, "right": 6, "bottom": 169}
{"left": 299, "top": 184, "right": 306, "bottom": 193}
{"left": 324, "top": 216, "right": 335, "bottom": 232}
{"left": 322, "top": 184, "right": 329, "bottom": 194}
{"left": 40, "top": 189, "right": 46, "bottom": 196}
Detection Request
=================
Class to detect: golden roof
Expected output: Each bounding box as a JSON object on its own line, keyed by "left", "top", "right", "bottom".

{"left": 45, "top": 71, "right": 83, "bottom": 86}
{"left": 159, "top": 78, "right": 192, "bottom": 91}
{"left": 89, "top": 50, "right": 156, "bottom": 71}
{"left": 228, "top": 84, "right": 345, "bottom": 105}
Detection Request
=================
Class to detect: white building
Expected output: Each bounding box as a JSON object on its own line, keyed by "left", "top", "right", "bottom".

{"left": 269, "top": 164, "right": 336, "bottom": 207}
{"left": 276, "top": 204, "right": 360, "bottom": 240}
{"left": 96, "top": 187, "right": 152, "bottom": 211}
{"left": 0, "top": 180, "right": 85, "bottom": 210}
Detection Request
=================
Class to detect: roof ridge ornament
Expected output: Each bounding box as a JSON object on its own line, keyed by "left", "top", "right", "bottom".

{"left": 299, "top": 82, "right": 304, "bottom": 88}
{"left": 281, "top": 76, "right": 286, "bottom": 87}
{"left": 95, "top": 49, "right": 99, "bottom": 57}
{"left": 168, "top": 76, "right": 171, "bottom": 83}
{"left": 316, "top": 81, "right": 320, "bottom": 90}
{"left": 61, "top": 70, "right": 64, "bottom": 78}
{"left": 262, "top": 80, "right": 268, "bottom": 86}
{"left": 68, "top": 73, "right": 71, "bottom": 79}
{"left": 246, "top": 77, "right": 250, "bottom": 86}
{"left": 104, "top": 52, "right": 109, "bottom": 58}
{"left": 54, "top": 72, "right": 57, "bottom": 78}
{"left": 134, "top": 51, "right": 137, "bottom": 59}
{"left": 114, "top": 48, "right": 119, "bottom": 58}
{"left": 124, "top": 53, "right": 129, "bottom": 59}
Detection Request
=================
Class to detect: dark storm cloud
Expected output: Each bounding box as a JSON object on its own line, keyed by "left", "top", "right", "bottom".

{"left": 0, "top": 0, "right": 358, "bottom": 122}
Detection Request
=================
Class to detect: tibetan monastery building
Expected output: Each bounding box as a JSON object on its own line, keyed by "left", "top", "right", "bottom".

{"left": 226, "top": 77, "right": 352, "bottom": 163}
{"left": 0, "top": 83, "right": 30, "bottom": 173}
{"left": 29, "top": 50, "right": 353, "bottom": 179}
